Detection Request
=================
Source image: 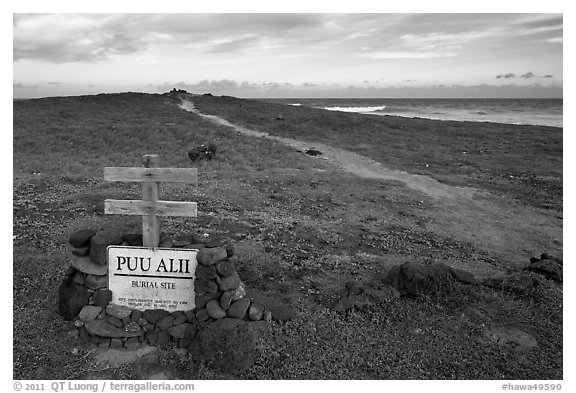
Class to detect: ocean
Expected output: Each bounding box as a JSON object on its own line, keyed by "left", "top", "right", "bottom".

{"left": 267, "top": 98, "right": 563, "bottom": 128}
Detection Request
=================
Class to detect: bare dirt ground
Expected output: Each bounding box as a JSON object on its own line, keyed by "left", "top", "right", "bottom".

{"left": 180, "top": 99, "right": 562, "bottom": 274}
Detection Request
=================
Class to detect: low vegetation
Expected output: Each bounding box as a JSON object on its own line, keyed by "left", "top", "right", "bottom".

{"left": 13, "top": 92, "right": 562, "bottom": 379}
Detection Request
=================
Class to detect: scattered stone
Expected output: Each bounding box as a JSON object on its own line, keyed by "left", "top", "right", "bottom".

{"left": 84, "top": 320, "right": 143, "bottom": 338}
{"left": 143, "top": 309, "right": 170, "bottom": 324}
{"left": 449, "top": 268, "right": 476, "bottom": 284}
{"left": 264, "top": 310, "right": 272, "bottom": 322}
{"left": 106, "top": 304, "right": 132, "bottom": 319}
{"left": 188, "top": 144, "right": 217, "bottom": 162}
{"left": 168, "top": 323, "right": 190, "bottom": 339}
{"left": 71, "top": 256, "right": 108, "bottom": 276}
{"left": 196, "top": 265, "right": 217, "bottom": 281}
{"left": 69, "top": 229, "right": 96, "bottom": 248}
{"left": 227, "top": 298, "right": 251, "bottom": 319}
{"left": 216, "top": 261, "right": 235, "bottom": 277}
{"left": 197, "top": 247, "right": 228, "bottom": 266}
{"left": 71, "top": 247, "right": 89, "bottom": 257}
{"left": 249, "top": 303, "right": 264, "bottom": 321}
{"left": 58, "top": 276, "right": 90, "bottom": 320}
{"left": 206, "top": 300, "right": 227, "bottom": 319}
{"left": 89, "top": 232, "right": 123, "bottom": 266}
{"left": 383, "top": 262, "right": 474, "bottom": 297}
{"left": 157, "top": 315, "right": 176, "bottom": 330}
{"left": 218, "top": 271, "right": 241, "bottom": 291}
{"left": 85, "top": 274, "right": 108, "bottom": 290}
{"left": 190, "top": 318, "right": 271, "bottom": 375}
{"left": 79, "top": 305, "right": 103, "bottom": 322}
{"left": 92, "top": 289, "right": 112, "bottom": 308}
{"left": 526, "top": 255, "right": 562, "bottom": 282}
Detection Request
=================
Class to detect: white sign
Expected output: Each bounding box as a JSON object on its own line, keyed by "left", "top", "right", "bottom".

{"left": 107, "top": 246, "right": 198, "bottom": 311}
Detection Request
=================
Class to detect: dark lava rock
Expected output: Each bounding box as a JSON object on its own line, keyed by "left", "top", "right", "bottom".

{"left": 216, "top": 261, "right": 235, "bottom": 277}
{"left": 227, "top": 298, "right": 251, "bottom": 319}
{"left": 157, "top": 331, "right": 172, "bottom": 348}
{"left": 124, "top": 337, "right": 140, "bottom": 350}
{"left": 196, "top": 265, "right": 217, "bottom": 281}
{"left": 195, "top": 278, "right": 218, "bottom": 294}
{"left": 168, "top": 323, "right": 190, "bottom": 339}
{"left": 71, "top": 256, "right": 108, "bottom": 276}
{"left": 217, "top": 271, "right": 241, "bottom": 291}
{"left": 143, "top": 309, "right": 170, "bottom": 324}
{"left": 71, "top": 247, "right": 89, "bottom": 257}
{"left": 122, "top": 233, "right": 143, "bottom": 246}
{"left": 58, "top": 276, "right": 90, "bottom": 320}
{"left": 157, "top": 315, "right": 176, "bottom": 330}
{"left": 172, "top": 311, "right": 187, "bottom": 325}
{"left": 195, "top": 291, "right": 222, "bottom": 309}
{"left": 190, "top": 318, "right": 271, "bottom": 375}
{"left": 84, "top": 320, "right": 143, "bottom": 338}
{"left": 305, "top": 149, "right": 323, "bottom": 156}
{"left": 197, "top": 247, "right": 228, "bottom": 266}
{"left": 330, "top": 281, "right": 399, "bottom": 314}
{"left": 383, "top": 262, "right": 475, "bottom": 297}
{"left": 206, "top": 300, "right": 227, "bottom": 319}
{"left": 69, "top": 229, "right": 96, "bottom": 248}
{"left": 92, "top": 289, "right": 112, "bottom": 308}
{"left": 89, "top": 232, "right": 123, "bottom": 266}
{"left": 526, "top": 255, "right": 563, "bottom": 282}
{"left": 188, "top": 144, "right": 217, "bottom": 162}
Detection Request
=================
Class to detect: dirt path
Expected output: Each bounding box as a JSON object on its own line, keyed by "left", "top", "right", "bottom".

{"left": 179, "top": 100, "right": 562, "bottom": 269}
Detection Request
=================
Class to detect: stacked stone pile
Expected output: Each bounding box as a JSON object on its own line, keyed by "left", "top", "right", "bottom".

{"left": 59, "top": 229, "right": 297, "bottom": 352}
{"left": 193, "top": 245, "right": 272, "bottom": 323}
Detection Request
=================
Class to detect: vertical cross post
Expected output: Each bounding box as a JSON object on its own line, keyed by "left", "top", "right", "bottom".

{"left": 104, "top": 154, "right": 198, "bottom": 248}
{"left": 142, "top": 154, "right": 160, "bottom": 247}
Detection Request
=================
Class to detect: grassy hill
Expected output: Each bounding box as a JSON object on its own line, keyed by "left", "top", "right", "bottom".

{"left": 13, "top": 92, "right": 562, "bottom": 380}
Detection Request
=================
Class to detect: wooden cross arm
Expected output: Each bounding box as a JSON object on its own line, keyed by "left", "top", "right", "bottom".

{"left": 104, "top": 167, "right": 198, "bottom": 184}
{"left": 104, "top": 200, "right": 198, "bottom": 217}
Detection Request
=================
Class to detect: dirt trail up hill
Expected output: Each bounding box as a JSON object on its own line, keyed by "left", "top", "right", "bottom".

{"left": 179, "top": 100, "right": 562, "bottom": 272}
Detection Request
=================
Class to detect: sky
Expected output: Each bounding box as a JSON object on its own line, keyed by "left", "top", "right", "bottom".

{"left": 13, "top": 12, "right": 563, "bottom": 98}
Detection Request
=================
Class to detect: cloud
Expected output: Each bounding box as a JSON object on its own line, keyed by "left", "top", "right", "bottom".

{"left": 496, "top": 73, "right": 516, "bottom": 79}
{"left": 521, "top": 72, "right": 535, "bottom": 79}
{"left": 13, "top": 83, "right": 38, "bottom": 89}
{"left": 14, "top": 14, "right": 147, "bottom": 62}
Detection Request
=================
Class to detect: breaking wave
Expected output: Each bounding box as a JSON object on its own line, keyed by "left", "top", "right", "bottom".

{"left": 322, "top": 105, "right": 386, "bottom": 113}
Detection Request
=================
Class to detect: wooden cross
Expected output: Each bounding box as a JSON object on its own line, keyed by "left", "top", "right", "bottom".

{"left": 104, "top": 154, "right": 198, "bottom": 247}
